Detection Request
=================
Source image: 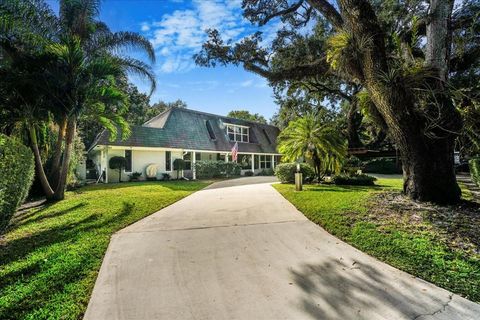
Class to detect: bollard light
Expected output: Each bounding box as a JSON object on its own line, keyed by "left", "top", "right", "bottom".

{"left": 295, "top": 163, "right": 303, "bottom": 191}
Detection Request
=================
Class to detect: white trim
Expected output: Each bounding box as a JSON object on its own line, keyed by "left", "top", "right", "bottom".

{"left": 95, "top": 145, "right": 281, "bottom": 156}
{"left": 225, "top": 123, "right": 249, "bottom": 143}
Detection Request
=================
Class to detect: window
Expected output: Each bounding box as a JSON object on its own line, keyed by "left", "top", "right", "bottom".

{"left": 206, "top": 120, "right": 216, "bottom": 140}
{"left": 195, "top": 152, "right": 201, "bottom": 161}
{"left": 165, "top": 151, "right": 171, "bottom": 171}
{"left": 183, "top": 152, "right": 191, "bottom": 170}
{"left": 238, "top": 154, "right": 252, "bottom": 169}
{"left": 259, "top": 155, "right": 271, "bottom": 169}
{"left": 226, "top": 124, "right": 249, "bottom": 142}
{"left": 124, "top": 150, "right": 132, "bottom": 172}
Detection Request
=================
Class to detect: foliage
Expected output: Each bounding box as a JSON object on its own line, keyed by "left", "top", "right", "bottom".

{"left": 278, "top": 114, "right": 346, "bottom": 180}
{"left": 274, "top": 163, "right": 315, "bottom": 184}
{"left": 274, "top": 178, "right": 480, "bottom": 302}
{"left": 244, "top": 170, "right": 254, "bottom": 176}
{"left": 0, "top": 134, "right": 35, "bottom": 234}
{"left": 0, "top": 180, "right": 208, "bottom": 319}
{"left": 162, "top": 173, "right": 171, "bottom": 181}
{"left": 109, "top": 156, "right": 126, "bottom": 183}
{"left": 227, "top": 110, "right": 267, "bottom": 124}
{"left": 362, "top": 157, "right": 402, "bottom": 174}
{"left": 194, "top": 161, "right": 242, "bottom": 179}
{"left": 469, "top": 158, "right": 480, "bottom": 187}
{"left": 0, "top": 0, "right": 156, "bottom": 200}
{"left": 332, "top": 173, "right": 377, "bottom": 186}
{"left": 129, "top": 172, "right": 142, "bottom": 181}
{"left": 342, "top": 156, "right": 363, "bottom": 174}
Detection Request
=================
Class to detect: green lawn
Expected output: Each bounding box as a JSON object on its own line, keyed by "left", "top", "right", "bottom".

{"left": 274, "top": 178, "right": 480, "bottom": 303}
{"left": 0, "top": 181, "right": 209, "bottom": 320}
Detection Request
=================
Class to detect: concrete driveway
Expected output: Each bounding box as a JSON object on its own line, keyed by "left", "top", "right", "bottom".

{"left": 84, "top": 178, "right": 480, "bottom": 320}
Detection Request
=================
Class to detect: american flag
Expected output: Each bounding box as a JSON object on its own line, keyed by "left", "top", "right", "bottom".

{"left": 231, "top": 142, "right": 238, "bottom": 162}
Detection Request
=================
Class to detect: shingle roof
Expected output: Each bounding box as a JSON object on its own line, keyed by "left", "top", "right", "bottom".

{"left": 89, "top": 107, "right": 280, "bottom": 154}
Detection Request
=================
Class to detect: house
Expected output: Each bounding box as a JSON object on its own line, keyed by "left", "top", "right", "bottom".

{"left": 88, "top": 107, "right": 282, "bottom": 182}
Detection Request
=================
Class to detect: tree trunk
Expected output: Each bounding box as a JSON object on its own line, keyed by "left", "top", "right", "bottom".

{"left": 53, "top": 117, "right": 76, "bottom": 201}
{"left": 338, "top": 0, "right": 461, "bottom": 204}
{"left": 29, "top": 126, "right": 55, "bottom": 199}
{"left": 49, "top": 116, "right": 67, "bottom": 189}
{"left": 402, "top": 134, "right": 460, "bottom": 203}
{"left": 346, "top": 99, "right": 363, "bottom": 149}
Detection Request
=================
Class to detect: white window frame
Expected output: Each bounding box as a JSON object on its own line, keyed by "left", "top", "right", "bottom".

{"left": 226, "top": 124, "right": 249, "bottom": 143}
{"left": 124, "top": 150, "right": 133, "bottom": 173}
{"left": 259, "top": 155, "right": 272, "bottom": 169}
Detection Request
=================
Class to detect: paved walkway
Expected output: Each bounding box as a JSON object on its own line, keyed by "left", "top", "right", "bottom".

{"left": 85, "top": 178, "right": 480, "bottom": 320}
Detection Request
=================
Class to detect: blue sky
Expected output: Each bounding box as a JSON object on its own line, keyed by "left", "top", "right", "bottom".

{"left": 46, "top": 0, "right": 282, "bottom": 120}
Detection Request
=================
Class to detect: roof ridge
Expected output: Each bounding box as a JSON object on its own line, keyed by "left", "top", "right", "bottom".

{"left": 168, "top": 107, "right": 278, "bottom": 129}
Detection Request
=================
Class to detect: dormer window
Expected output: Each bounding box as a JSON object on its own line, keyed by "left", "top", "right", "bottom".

{"left": 226, "top": 124, "right": 249, "bottom": 142}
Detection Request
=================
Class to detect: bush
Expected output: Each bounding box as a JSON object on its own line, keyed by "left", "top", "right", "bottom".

{"left": 162, "top": 173, "right": 171, "bottom": 181}
{"left": 221, "top": 162, "right": 242, "bottom": 176}
{"left": 129, "top": 172, "right": 142, "bottom": 181}
{"left": 0, "top": 134, "right": 35, "bottom": 233}
{"left": 332, "top": 173, "right": 377, "bottom": 186}
{"left": 109, "top": 156, "right": 127, "bottom": 183}
{"left": 469, "top": 158, "right": 480, "bottom": 187}
{"left": 343, "top": 156, "right": 363, "bottom": 174}
{"left": 194, "top": 161, "right": 242, "bottom": 179}
{"left": 362, "top": 157, "right": 401, "bottom": 174}
{"left": 244, "top": 170, "right": 254, "bottom": 176}
{"left": 274, "top": 163, "right": 315, "bottom": 183}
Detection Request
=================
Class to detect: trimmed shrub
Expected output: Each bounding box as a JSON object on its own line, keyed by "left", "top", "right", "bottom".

{"left": 244, "top": 170, "right": 254, "bottom": 176}
{"left": 220, "top": 162, "right": 241, "bottom": 177}
{"left": 173, "top": 158, "right": 185, "bottom": 179}
{"left": 469, "top": 158, "right": 480, "bottom": 187}
{"left": 0, "top": 134, "right": 35, "bottom": 233}
{"left": 362, "top": 157, "right": 401, "bottom": 174}
{"left": 109, "top": 156, "right": 127, "bottom": 183}
{"left": 332, "top": 173, "right": 377, "bottom": 186}
{"left": 343, "top": 156, "right": 363, "bottom": 174}
{"left": 194, "top": 161, "right": 242, "bottom": 179}
{"left": 195, "top": 160, "right": 222, "bottom": 179}
{"left": 275, "top": 163, "right": 315, "bottom": 183}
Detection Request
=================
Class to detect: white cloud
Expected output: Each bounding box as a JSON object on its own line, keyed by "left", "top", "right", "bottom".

{"left": 240, "top": 79, "right": 254, "bottom": 87}
{"left": 142, "top": 0, "right": 282, "bottom": 74}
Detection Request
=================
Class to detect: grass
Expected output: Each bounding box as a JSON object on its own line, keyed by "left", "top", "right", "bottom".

{"left": 0, "top": 181, "right": 209, "bottom": 320}
{"left": 274, "top": 178, "right": 480, "bottom": 303}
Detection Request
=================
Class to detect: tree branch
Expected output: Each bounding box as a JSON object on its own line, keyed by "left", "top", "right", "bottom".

{"left": 306, "top": 0, "right": 343, "bottom": 28}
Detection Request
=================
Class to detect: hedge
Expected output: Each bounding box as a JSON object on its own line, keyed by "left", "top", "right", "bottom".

{"left": 469, "top": 158, "right": 480, "bottom": 187}
{"left": 332, "top": 173, "right": 377, "bottom": 186}
{"left": 0, "top": 134, "right": 35, "bottom": 234}
{"left": 274, "top": 163, "right": 315, "bottom": 183}
{"left": 194, "top": 161, "right": 241, "bottom": 179}
{"left": 362, "top": 157, "right": 401, "bottom": 174}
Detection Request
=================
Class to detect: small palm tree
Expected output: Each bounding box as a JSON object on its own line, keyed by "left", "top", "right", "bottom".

{"left": 278, "top": 114, "right": 346, "bottom": 181}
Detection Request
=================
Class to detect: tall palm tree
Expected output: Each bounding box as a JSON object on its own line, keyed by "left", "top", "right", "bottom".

{"left": 278, "top": 114, "right": 346, "bottom": 181}
{"left": 1, "top": 0, "right": 156, "bottom": 200}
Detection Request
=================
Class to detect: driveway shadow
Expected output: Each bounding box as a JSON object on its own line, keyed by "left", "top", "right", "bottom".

{"left": 290, "top": 258, "right": 475, "bottom": 319}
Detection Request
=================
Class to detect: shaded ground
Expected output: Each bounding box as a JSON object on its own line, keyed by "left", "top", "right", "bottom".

{"left": 85, "top": 180, "right": 480, "bottom": 320}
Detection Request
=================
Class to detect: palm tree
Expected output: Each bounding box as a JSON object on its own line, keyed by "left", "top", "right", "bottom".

{"left": 278, "top": 114, "right": 346, "bottom": 181}
{"left": 1, "top": 0, "right": 156, "bottom": 200}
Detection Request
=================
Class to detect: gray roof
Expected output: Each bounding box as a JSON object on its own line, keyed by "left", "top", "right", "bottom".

{"left": 90, "top": 107, "right": 280, "bottom": 154}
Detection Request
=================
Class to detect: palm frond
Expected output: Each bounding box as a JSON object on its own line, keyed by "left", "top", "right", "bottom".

{"left": 114, "top": 57, "right": 156, "bottom": 95}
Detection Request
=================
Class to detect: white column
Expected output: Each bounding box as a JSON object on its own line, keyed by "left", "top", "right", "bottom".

{"left": 105, "top": 147, "right": 109, "bottom": 183}
{"left": 251, "top": 154, "right": 255, "bottom": 172}
{"left": 192, "top": 151, "right": 197, "bottom": 180}
{"left": 271, "top": 155, "right": 275, "bottom": 169}
{"left": 225, "top": 153, "right": 229, "bottom": 162}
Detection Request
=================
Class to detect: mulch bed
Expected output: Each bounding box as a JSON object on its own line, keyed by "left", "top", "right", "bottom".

{"left": 366, "top": 192, "right": 480, "bottom": 256}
